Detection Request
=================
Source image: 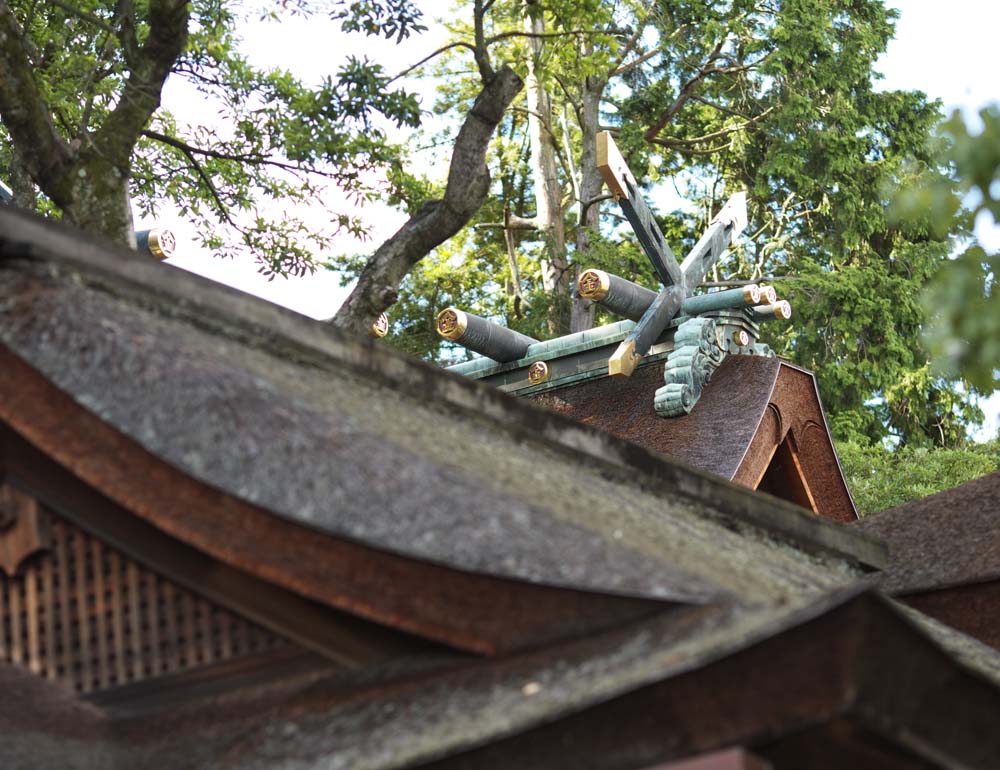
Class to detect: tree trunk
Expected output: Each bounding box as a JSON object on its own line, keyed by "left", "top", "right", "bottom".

{"left": 0, "top": 0, "right": 187, "bottom": 247}
{"left": 331, "top": 66, "right": 524, "bottom": 335}
{"left": 524, "top": 10, "right": 570, "bottom": 336}
{"left": 570, "top": 70, "right": 605, "bottom": 333}
{"left": 8, "top": 147, "right": 36, "bottom": 210}
{"left": 65, "top": 153, "right": 136, "bottom": 247}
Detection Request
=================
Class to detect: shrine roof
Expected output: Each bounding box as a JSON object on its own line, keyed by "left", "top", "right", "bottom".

{"left": 0, "top": 208, "right": 881, "bottom": 612}
{"left": 529, "top": 354, "right": 857, "bottom": 522}
{"left": 854, "top": 471, "right": 1000, "bottom": 594}
{"left": 6, "top": 587, "right": 1000, "bottom": 770}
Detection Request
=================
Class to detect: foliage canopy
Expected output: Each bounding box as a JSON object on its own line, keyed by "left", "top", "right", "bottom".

{"left": 838, "top": 438, "right": 1000, "bottom": 516}
{"left": 0, "top": 0, "right": 425, "bottom": 274}
{"left": 895, "top": 105, "right": 1000, "bottom": 393}
{"left": 356, "top": 0, "right": 988, "bottom": 448}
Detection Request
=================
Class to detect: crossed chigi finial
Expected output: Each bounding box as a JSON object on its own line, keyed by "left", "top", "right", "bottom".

{"left": 432, "top": 131, "right": 792, "bottom": 412}
{"left": 594, "top": 131, "right": 749, "bottom": 377}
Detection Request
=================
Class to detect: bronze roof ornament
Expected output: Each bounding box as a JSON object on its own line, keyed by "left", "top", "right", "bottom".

{"left": 135, "top": 227, "right": 177, "bottom": 260}
{"left": 527, "top": 360, "right": 551, "bottom": 386}
{"left": 371, "top": 312, "right": 390, "bottom": 338}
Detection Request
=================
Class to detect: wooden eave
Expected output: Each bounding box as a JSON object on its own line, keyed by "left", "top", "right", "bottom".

{"left": 4, "top": 588, "right": 1000, "bottom": 770}
{"left": 0, "top": 356, "right": 667, "bottom": 657}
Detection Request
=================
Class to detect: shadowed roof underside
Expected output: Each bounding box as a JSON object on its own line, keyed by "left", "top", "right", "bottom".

{"left": 3, "top": 588, "right": 1000, "bottom": 770}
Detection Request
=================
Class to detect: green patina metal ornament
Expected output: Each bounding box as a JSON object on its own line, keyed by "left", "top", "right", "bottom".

{"left": 597, "top": 131, "right": 750, "bottom": 379}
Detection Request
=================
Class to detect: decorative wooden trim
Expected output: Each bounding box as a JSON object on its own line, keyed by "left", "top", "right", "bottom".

{"left": 0, "top": 481, "right": 49, "bottom": 576}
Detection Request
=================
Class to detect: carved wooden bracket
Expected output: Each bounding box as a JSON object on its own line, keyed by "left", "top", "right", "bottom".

{"left": 0, "top": 481, "right": 50, "bottom": 576}
{"left": 654, "top": 312, "right": 779, "bottom": 419}
{"left": 654, "top": 317, "right": 728, "bottom": 417}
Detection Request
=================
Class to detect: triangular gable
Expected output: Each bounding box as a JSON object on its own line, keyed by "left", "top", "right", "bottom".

{"left": 532, "top": 356, "right": 857, "bottom": 521}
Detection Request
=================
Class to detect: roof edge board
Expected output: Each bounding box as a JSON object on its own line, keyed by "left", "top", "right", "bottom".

{"left": 399, "top": 591, "right": 1000, "bottom": 770}
{"left": 848, "top": 596, "right": 1000, "bottom": 768}
{"left": 731, "top": 356, "right": 783, "bottom": 485}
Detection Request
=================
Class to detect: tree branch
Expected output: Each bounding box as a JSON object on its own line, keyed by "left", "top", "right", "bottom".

{"left": 486, "top": 28, "right": 604, "bottom": 44}
{"left": 472, "top": 0, "right": 494, "bottom": 82}
{"left": 95, "top": 0, "right": 189, "bottom": 166}
{"left": 331, "top": 66, "right": 524, "bottom": 334}
{"left": 647, "top": 140, "right": 731, "bottom": 155}
{"left": 699, "top": 277, "right": 799, "bottom": 287}
{"left": 474, "top": 215, "right": 538, "bottom": 230}
{"left": 387, "top": 27, "right": 604, "bottom": 86}
{"left": 580, "top": 193, "right": 613, "bottom": 218}
{"left": 611, "top": 46, "right": 661, "bottom": 77}
{"left": 114, "top": 0, "right": 140, "bottom": 66}
{"left": 650, "top": 105, "right": 775, "bottom": 148}
{"left": 167, "top": 137, "right": 238, "bottom": 228}
{"left": 141, "top": 128, "right": 331, "bottom": 175}
{"left": 77, "top": 29, "right": 120, "bottom": 138}
{"left": 608, "top": 10, "right": 646, "bottom": 75}
{"left": 503, "top": 206, "right": 528, "bottom": 316}
{"left": 0, "top": 0, "right": 74, "bottom": 202}
{"left": 48, "top": 0, "right": 114, "bottom": 34}
{"left": 644, "top": 38, "right": 725, "bottom": 143}
{"left": 689, "top": 94, "right": 754, "bottom": 120}
{"left": 389, "top": 40, "right": 476, "bottom": 83}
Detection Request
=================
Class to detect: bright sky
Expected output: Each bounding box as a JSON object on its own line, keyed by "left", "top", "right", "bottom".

{"left": 143, "top": 4, "right": 448, "bottom": 319}
{"left": 143, "top": 0, "right": 1000, "bottom": 435}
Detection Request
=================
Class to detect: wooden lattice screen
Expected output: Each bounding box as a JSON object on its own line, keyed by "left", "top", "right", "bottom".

{"left": 0, "top": 506, "right": 289, "bottom": 694}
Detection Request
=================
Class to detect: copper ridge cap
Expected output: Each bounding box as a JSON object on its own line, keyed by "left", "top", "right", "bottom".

{"left": 444, "top": 318, "right": 642, "bottom": 378}
{"left": 0, "top": 207, "right": 884, "bottom": 572}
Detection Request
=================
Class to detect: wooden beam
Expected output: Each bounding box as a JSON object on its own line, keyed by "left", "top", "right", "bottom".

{"left": 609, "top": 285, "right": 686, "bottom": 378}
{"left": 0, "top": 481, "right": 49, "bottom": 576}
{"left": 597, "top": 131, "right": 684, "bottom": 288}
{"left": 680, "top": 192, "right": 747, "bottom": 288}
{"left": 596, "top": 130, "right": 637, "bottom": 201}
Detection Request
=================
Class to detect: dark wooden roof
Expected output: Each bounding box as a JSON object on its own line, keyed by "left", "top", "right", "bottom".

{"left": 854, "top": 471, "right": 1000, "bottom": 594}
{"left": 531, "top": 355, "right": 857, "bottom": 522}
{"left": 4, "top": 588, "right": 1000, "bottom": 770}
{"left": 0, "top": 207, "right": 881, "bottom": 653}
